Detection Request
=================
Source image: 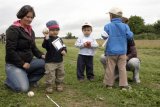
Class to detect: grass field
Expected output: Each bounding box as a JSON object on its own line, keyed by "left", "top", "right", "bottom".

{"left": 0, "top": 39, "right": 160, "bottom": 107}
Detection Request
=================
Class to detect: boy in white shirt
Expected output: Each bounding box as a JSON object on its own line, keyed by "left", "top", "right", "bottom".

{"left": 75, "top": 22, "right": 99, "bottom": 82}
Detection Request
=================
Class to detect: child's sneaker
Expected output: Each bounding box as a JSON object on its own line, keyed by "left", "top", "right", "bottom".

{"left": 88, "top": 78, "right": 94, "bottom": 82}
{"left": 106, "top": 85, "right": 113, "bottom": 89}
{"left": 120, "top": 86, "right": 132, "bottom": 91}
{"left": 56, "top": 84, "right": 63, "bottom": 92}
{"left": 30, "top": 82, "right": 39, "bottom": 88}
{"left": 46, "top": 87, "right": 53, "bottom": 94}
{"left": 79, "top": 79, "right": 84, "bottom": 83}
{"left": 46, "top": 84, "right": 53, "bottom": 94}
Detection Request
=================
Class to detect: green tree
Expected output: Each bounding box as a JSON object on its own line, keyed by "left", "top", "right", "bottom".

{"left": 144, "top": 24, "right": 154, "bottom": 34}
{"left": 128, "top": 15, "right": 145, "bottom": 34}
{"left": 65, "top": 32, "right": 77, "bottom": 39}
{"left": 153, "top": 20, "right": 160, "bottom": 34}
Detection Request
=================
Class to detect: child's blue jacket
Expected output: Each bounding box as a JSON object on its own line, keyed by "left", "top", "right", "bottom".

{"left": 104, "top": 18, "right": 133, "bottom": 55}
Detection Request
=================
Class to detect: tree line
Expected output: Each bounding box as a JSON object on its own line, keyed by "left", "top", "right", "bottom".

{"left": 63, "top": 15, "right": 160, "bottom": 40}
{"left": 128, "top": 15, "right": 160, "bottom": 40}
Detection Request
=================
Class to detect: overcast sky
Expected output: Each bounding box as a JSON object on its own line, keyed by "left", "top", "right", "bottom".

{"left": 0, "top": 0, "right": 160, "bottom": 38}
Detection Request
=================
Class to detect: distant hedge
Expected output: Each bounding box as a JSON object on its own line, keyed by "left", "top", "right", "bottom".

{"left": 134, "top": 33, "right": 160, "bottom": 40}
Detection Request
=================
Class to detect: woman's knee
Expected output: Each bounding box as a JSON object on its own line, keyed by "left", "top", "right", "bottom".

{"left": 128, "top": 58, "right": 140, "bottom": 69}
{"left": 37, "top": 59, "right": 45, "bottom": 67}
{"left": 16, "top": 84, "right": 29, "bottom": 92}
{"left": 6, "top": 80, "right": 29, "bottom": 92}
{"left": 32, "top": 58, "right": 45, "bottom": 68}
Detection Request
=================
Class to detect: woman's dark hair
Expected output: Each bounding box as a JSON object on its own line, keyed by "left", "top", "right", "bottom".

{"left": 16, "top": 5, "right": 35, "bottom": 19}
{"left": 122, "top": 17, "right": 129, "bottom": 24}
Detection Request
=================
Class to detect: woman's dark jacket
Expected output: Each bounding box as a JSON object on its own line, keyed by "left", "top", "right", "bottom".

{"left": 5, "top": 25, "right": 43, "bottom": 68}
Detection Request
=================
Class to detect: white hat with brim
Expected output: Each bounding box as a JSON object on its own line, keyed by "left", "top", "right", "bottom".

{"left": 106, "top": 7, "right": 123, "bottom": 17}
{"left": 82, "top": 22, "right": 92, "bottom": 27}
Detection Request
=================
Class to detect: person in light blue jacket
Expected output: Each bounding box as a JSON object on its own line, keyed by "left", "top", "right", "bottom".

{"left": 103, "top": 7, "right": 133, "bottom": 90}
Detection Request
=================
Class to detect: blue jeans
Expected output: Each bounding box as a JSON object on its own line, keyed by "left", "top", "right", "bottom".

{"left": 5, "top": 58, "right": 45, "bottom": 92}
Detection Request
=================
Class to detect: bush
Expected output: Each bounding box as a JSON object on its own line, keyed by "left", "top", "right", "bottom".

{"left": 134, "top": 33, "right": 160, "bottom": 40}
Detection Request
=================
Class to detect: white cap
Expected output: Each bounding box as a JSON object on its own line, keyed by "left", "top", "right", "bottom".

{"left": 107, "top": 7, "right": 123, "bottom": 17}
{"left": 82, "top": 22, "right": 92, "bottom": 27}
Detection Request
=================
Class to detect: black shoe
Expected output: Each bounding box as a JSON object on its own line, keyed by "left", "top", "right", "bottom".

{"left": 88, "top": 78, "right": 94, "bottom": 82}
{"left": 78, "top": 79, "right": 84, "bottom": 83}
{"left": 30, "top": 82, "right": 39, "bottom": 88}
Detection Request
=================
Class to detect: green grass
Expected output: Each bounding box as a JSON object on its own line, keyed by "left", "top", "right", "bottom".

{"left": 0, "top": 39, "right": 160, "bottom": 107}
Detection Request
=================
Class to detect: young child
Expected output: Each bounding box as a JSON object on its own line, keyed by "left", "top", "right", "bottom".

{"left": 75, "top": 22, "right": 99, "bottom": 82}
{"left": 42, "top": 20, "right": 67, "bottom": 93}
{"left": 103, "top": 7, "right": 133, "bottom": 90}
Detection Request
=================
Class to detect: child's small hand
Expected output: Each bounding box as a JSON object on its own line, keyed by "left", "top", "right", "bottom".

{"left": 84, "top": 41, "right": 91, "bottom": 48}
{"left": 84, "top": 42, "right": 88, "bottom": 47}
{"left": 61, "top": 50, "right": 66, "bottom": 56}
{"left": 86, "top": 41, "right": 91, "bottom": 48}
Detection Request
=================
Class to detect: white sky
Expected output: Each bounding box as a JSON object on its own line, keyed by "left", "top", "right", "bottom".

{"left": 0, "top": 0, "right": 160, "bottom": 38}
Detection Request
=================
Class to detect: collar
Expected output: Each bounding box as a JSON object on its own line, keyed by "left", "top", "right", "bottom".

{"left": 13, "top": 20, "right": 32, "bottom": 36}
{"left": 111, "top": 18, "right": 122, "bottom": 23}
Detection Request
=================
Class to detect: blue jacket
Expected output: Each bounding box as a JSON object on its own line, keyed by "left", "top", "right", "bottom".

{"left": 104, "top": 18, "right": 133, "bottom": 55}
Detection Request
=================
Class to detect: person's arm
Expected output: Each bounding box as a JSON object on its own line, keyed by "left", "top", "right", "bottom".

{"left": 91, "top": 38, "right": 99, "bottom": 48}
{"left": 127, "top": 39, "right": 137, "bottom": 60}
{"left": 32, "top": 41, "right": 44, "bottom": 58}
{"left": 42, "top": 36, "right": 51, "bottom": 51}
{"left": 58, "top": 38, "right": 67, "bottom": 56}
{"left": 127, "top": 46, "right": 137, "bottom": 60}
{"left": 101, "top": 31, "right": 109, "bottom": 40}
{"left": 42, "top": 28, "right": 50, "bottom": 51}
{"left": 31, "top": 31, "right": 44, "bottom": 58}
{"left": 6, "top": 27, "right": 25, "bottom": 67}
{"left": 126, "top": 24, "right": 133, "bottom": 39}
{"left": 75, "top": 37, "right": 85, "bottom": 48}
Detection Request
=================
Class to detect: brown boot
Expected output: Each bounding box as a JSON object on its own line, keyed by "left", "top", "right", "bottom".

{"left": 46, "top": 85, "right": 53, "bottom": 94}
{"left": 56, "top": 84, "right": 64, "bottom": 92}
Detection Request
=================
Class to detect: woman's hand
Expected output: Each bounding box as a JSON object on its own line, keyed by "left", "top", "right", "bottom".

{"left": 23, "top": 63, "right": 30, "bottom": 69}
{"left": 41, "top": 54, "right": 45, "bottom": 59}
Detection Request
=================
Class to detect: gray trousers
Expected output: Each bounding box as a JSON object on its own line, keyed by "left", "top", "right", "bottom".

{"left": 45, "top": 62, "right": 65, "bottom": 87}
{"left": 100, "top": 54, "right": 141, "bottom": 83}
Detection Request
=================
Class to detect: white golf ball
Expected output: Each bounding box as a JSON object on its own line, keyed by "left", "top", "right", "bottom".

{"left": 27, "top": 91, "right": 34, "bottom": 97}
{"left": 43, "top": 28, "right": 49, "bottom": 34}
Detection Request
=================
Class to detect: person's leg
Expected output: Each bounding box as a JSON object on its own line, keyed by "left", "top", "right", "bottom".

{"left": 114, "top": 66, "right": 119, "bottom": 80}
{"left": 117, "top": 55, "right": 128, "bottom": 87}
{"left": 5, "top": 64, "right": 29, "bottom": 92}
{"left": 127, "top": 58, "right": 141, "bottom": 83}
{"left": 77, "top": 55, "right": 85, "bottom": 80}
{"left": 27, "top": 58, "right": 45, "bottom": 84}
{"left": 45, "top": 63, "right": 56, "bottom": 93}
{"left": 100, "top": 54, "right": 107, "bottom": 71}
{"left": 100, "top": 54, "right": 119, "bottom": 80}
{"left": 55, "top": 62, "right": 65, "bottom": 91}
{"left": 86, "top": 56, "right": 94, "bottom": 80}
{"left": 103, "top": 56, "right": 116, "bottom": 86}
